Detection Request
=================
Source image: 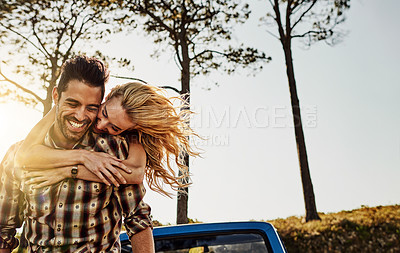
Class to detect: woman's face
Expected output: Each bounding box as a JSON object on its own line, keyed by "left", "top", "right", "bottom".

{"left": 93, "top": 96, "right": 134, "bottom": 135}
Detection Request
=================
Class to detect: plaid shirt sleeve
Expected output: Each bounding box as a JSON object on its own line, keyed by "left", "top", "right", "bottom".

{"left": 94, "top": 134, "right": 153, "bottom": 237}
{"left": 0, "top": 142, "right": 25, "bottom": 249}
{"left": 115, "top": 184, "right": 152, "bottom": 238}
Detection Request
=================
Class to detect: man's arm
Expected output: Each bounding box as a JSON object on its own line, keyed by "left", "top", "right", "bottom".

{"left": 0, "top": 143, "right": 25, "bottom": 252}
{"left": 115, "top": 184, "right": 154, "bottom": 252}
{"left": 130, "top": 227, "right": 154, "bottom": 253}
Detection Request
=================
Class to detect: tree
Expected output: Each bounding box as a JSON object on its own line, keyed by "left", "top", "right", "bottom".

{"left": 0, "top": 0, "right": 129, "bottom": 115}
{"left": 127, "top": 0, "right": 270, "bottom": 224}
{"left": 263, "top": 0, "right": 350, "bottom": 221}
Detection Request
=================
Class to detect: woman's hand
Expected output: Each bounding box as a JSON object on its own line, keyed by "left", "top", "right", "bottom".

{"left": 80, "top": 150, "right": 131, "bottom": 186}
{"left": 24, "top": 167, "right": 68, "bottom": 189}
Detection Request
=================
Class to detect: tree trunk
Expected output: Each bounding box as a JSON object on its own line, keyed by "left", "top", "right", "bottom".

{"left": 176, "top": 28, "right": 191, "bottom": 224}
{"left": 282, "top": 39, "right": 320, "bottom": 222}
{"left": 176, "top": 154, "right": 189, "bottom": 224}
{"left": 42, "top": 96, "right": 53, "bottom": 116}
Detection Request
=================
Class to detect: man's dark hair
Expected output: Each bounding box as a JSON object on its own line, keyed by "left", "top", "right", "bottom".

{"left": 56, "top": 55, "right": 109, "bottom": 100}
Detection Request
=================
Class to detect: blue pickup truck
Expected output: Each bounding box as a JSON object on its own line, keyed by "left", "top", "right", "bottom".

{"left": 120, "top": 221, "right": 287, "bottom": 252}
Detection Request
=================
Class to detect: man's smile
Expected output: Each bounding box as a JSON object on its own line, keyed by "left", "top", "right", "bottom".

{"left": 66, "top": 118, "right": 88, "bottom": 132}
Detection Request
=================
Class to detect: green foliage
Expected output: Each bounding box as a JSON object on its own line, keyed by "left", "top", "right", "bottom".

{"left": 268, "top": 205, "right": 400, "bottom": 252}
{"left": 262, "top": 0, "right": 351, "bottom": 47}
{"left": 0, "top": 0, "right": 131, "bottom": 114}
{"left": 124, "top": 0, "right": 270, "bottom": 78}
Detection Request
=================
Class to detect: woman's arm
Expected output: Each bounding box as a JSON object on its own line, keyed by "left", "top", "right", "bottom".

{"left": 120, "top": 139, "right": 146, "bottom": 184}
{"left": 25, "top": 138, "right": 147, "bottom": 187}
{"left": 71, "top": 139, "right": 147, "bottom": 186}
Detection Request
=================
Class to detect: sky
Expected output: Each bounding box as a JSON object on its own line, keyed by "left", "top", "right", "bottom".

{"left": 0, "top": 0, "right": 399, "bottom": 225}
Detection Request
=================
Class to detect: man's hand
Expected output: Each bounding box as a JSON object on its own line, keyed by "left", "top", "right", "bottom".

{"left": 24, "top": 167, "right": 69, "bottom": 188}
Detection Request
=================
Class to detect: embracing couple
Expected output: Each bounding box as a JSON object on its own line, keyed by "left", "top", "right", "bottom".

{"left": 0, "top": 55, "right": 197, "bottom": 252}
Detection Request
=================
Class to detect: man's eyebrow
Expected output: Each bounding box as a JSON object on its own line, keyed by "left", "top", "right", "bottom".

{"left": 65, "top": 98, "right": 80, "bottom": 103}
{"left": 65, "top": 98, "right": 99, "bottom": 108}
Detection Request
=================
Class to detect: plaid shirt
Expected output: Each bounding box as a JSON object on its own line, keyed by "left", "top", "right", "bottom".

{"left": 0, "top": 129, "right": 152, "bottom": 252}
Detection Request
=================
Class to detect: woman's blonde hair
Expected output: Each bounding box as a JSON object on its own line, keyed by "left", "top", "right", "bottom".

{"left": 107, "top": 82, "right": 198, "bottom": 197}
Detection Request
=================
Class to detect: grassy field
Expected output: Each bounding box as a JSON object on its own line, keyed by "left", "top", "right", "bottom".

{"left": 268, "top": 204, "right": 400, "bottom": 252}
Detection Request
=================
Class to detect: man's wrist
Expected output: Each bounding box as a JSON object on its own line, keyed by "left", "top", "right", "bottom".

{"left": 78, "top": 149, "right": 89, "bottom": 164}
{"left": 71, "top": 166, "right": 78, "bottom": 179}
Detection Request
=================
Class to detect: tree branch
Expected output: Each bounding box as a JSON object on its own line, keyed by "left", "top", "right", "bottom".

{"left": 265, "top": 29, "right": 280, "bottom": 40}
{"left": 291, "top": 30, "right": 322, "bottom": 38}
{"left": 0, "top": 66, "right": 43, "bottom": 103}
{"left": 285, "top": 0, "right": 292, "bottom": 37}
{"left": 0, "top": 23, "right": 49, "bottom": 57}
{"left": 272, "top": 0, "right": 286, "bottom": 42}
{"left": 110, "top": 75, "right": 148, "bottom": 84}
{"left": 291, "top": 0, "right": 317, "bottom": 30}
{"left": 160, "top": 85, "right": 180, "bottom": 94}
{"left": 31, "top": 16, "right": 51, "bottom": 58}
{"left": 140, "top": 4, "right": 175, "bottom": 35}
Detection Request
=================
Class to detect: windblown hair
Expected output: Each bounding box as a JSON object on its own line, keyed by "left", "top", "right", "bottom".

{"left": 107, "top": 82, "right": 199, "bottom": 197}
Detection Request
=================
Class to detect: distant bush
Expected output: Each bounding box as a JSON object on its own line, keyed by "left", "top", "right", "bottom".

{"left": 268, "top": 205, "right": 400, "bottom": 252}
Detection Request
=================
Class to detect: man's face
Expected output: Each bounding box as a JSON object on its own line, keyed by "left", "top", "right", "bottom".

{"left": 53, "top": 79, "right": 103, "bottom": 147}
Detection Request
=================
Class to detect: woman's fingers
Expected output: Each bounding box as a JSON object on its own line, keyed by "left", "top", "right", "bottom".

{"left": 101, "top": 166, "right": 121, "bottom": 187}
{"left": 93, "top": 170, "right": 111, "bottom": 186}
{"left": 112, "top": 160, "right": 130, "bottom": 173}
{"left": 105, "top": 163, "right": 127, "bottom": 184}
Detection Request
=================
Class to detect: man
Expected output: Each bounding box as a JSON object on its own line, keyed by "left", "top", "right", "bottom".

{"left": 0, "top": 56, "right": 154, "bottom": 252}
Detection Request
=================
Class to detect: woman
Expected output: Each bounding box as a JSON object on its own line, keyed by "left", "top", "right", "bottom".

{"left": 16, "top": 81, "right": 198, "bottom": 197}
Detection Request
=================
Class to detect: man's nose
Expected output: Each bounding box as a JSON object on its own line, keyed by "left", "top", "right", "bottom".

{"left": 75, "top": 107, "right": 86, "bottom": 121}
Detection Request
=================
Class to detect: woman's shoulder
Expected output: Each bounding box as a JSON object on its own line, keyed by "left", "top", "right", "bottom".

{"left": 120, "top": 130, "right": 139, "bottom": 143}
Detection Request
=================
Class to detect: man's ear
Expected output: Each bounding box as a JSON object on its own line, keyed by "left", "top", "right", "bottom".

{"left": 52, "top": 87, "right": 59, "bottom": 105}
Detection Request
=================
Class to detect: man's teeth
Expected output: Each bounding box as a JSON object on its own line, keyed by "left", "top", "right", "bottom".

{"left": 70, "top": 121, "right": 84, "bottom": 128}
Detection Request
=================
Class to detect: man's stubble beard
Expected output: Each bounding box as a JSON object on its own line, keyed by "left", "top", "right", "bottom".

{"left": 55, "top": 105, "right": 89, "bottom": 144}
